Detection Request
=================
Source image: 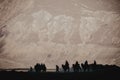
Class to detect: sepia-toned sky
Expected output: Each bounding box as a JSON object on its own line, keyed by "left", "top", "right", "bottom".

{"left": 0, "top": 0, "right": 120, "bottom": 68}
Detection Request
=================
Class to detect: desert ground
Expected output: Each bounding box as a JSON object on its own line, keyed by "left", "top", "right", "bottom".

{"left": 0, "top": 0, "right": 120, "bottom": 68}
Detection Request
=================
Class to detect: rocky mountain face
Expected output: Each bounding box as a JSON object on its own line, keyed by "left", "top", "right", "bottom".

{"left": 0, "top": 0, "right": 120, "bottom": 68}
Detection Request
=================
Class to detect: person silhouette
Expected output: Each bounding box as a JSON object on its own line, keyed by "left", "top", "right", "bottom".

{"left": 75, "top": 61, "right": 81, "bottom": 72}
{"left": 62, "top": 61, "right": 70, "bottom": 72}
{"left": 65, "top": 61, "right": 70, "bottom": 72}
{"left": 84, "top": 60, "right": 89, "bottom": 72}
{"left": 93, "top": 60, "right": 97, "bottom": 71}
{"left": 42, "top": 64, "right": 47, "bottom": 72}
{"left": 72, "top": 64, "right": 75, "bottom": 72}
{"left": 56, "top": 65, "right": 59, "bottom": 72}
{"left": 29, "top": 67, "right": 33, "bottom": 72}
{"left": 65, "top": 60, "right": 69, "bottom": 67}
{"left": 94, "top": 60, "right": 97, "bottom": 65}
{"left": 85, "top": 60, "right": 88, "bottom": 65}
{"left": 62, "top": 64, "right": 66, "bottom": 72}
{"left": 34, "top": 63, "right": 41, "bottom": 72}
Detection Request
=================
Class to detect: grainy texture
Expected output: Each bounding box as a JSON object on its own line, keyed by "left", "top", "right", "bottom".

{"left": 0, "top": 0, "right": 120, "bottom": 68}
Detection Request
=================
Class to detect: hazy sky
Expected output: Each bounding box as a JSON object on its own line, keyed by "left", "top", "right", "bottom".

{"left": 0, "top": 0, "right": 120, "bottom": 68}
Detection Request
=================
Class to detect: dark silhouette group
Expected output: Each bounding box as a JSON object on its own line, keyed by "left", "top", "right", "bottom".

{"left": 29, "top": 60, "right": 120, "bottom": 73}
{"left": 55, "top": 60, "right": 120, "bottom": 72}
{"left": 55, "top": 60, "right": 91, "bottom": 72}
{"left": 61, "top": 61, "right": 70, "bottom": 72}
{"left": 72, "top": 61, "right": 81, "bottom": 72}
{"left": 0, "top": 60, "right": 120, "bottom": 80}
{"left": 34, "top": 63, "right": 47, "bottom": 72}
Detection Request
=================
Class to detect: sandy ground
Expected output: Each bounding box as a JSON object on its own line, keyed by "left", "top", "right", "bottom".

{"left": 0, "top": 0, "right": 120, "bottom": 68}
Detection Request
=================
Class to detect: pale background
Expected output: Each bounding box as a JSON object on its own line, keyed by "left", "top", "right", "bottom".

{"left": 0, "top": 0, "right": 120, "bottom": 68}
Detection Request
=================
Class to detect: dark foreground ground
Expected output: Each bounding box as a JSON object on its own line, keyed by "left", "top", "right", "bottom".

{"left": 0, "top": 71, "right": 120, "bottom": 80}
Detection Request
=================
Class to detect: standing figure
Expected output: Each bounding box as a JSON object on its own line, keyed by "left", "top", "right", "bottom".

{"left": 56, "top": 65, "right": 59, "bottom": 72}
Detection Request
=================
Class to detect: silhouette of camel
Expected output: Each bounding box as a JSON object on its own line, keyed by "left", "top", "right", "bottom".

{"left": 72, "top": 61, "right": 81, "bottom": 72}
{"left": 62, "top": 64, "right": 70, "bottom": 72}
{"left": 81, "top": 61, "right": 89, "bottom": 72}
{"left": 62, "top": 61, "right": 70, "bottom": 72}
